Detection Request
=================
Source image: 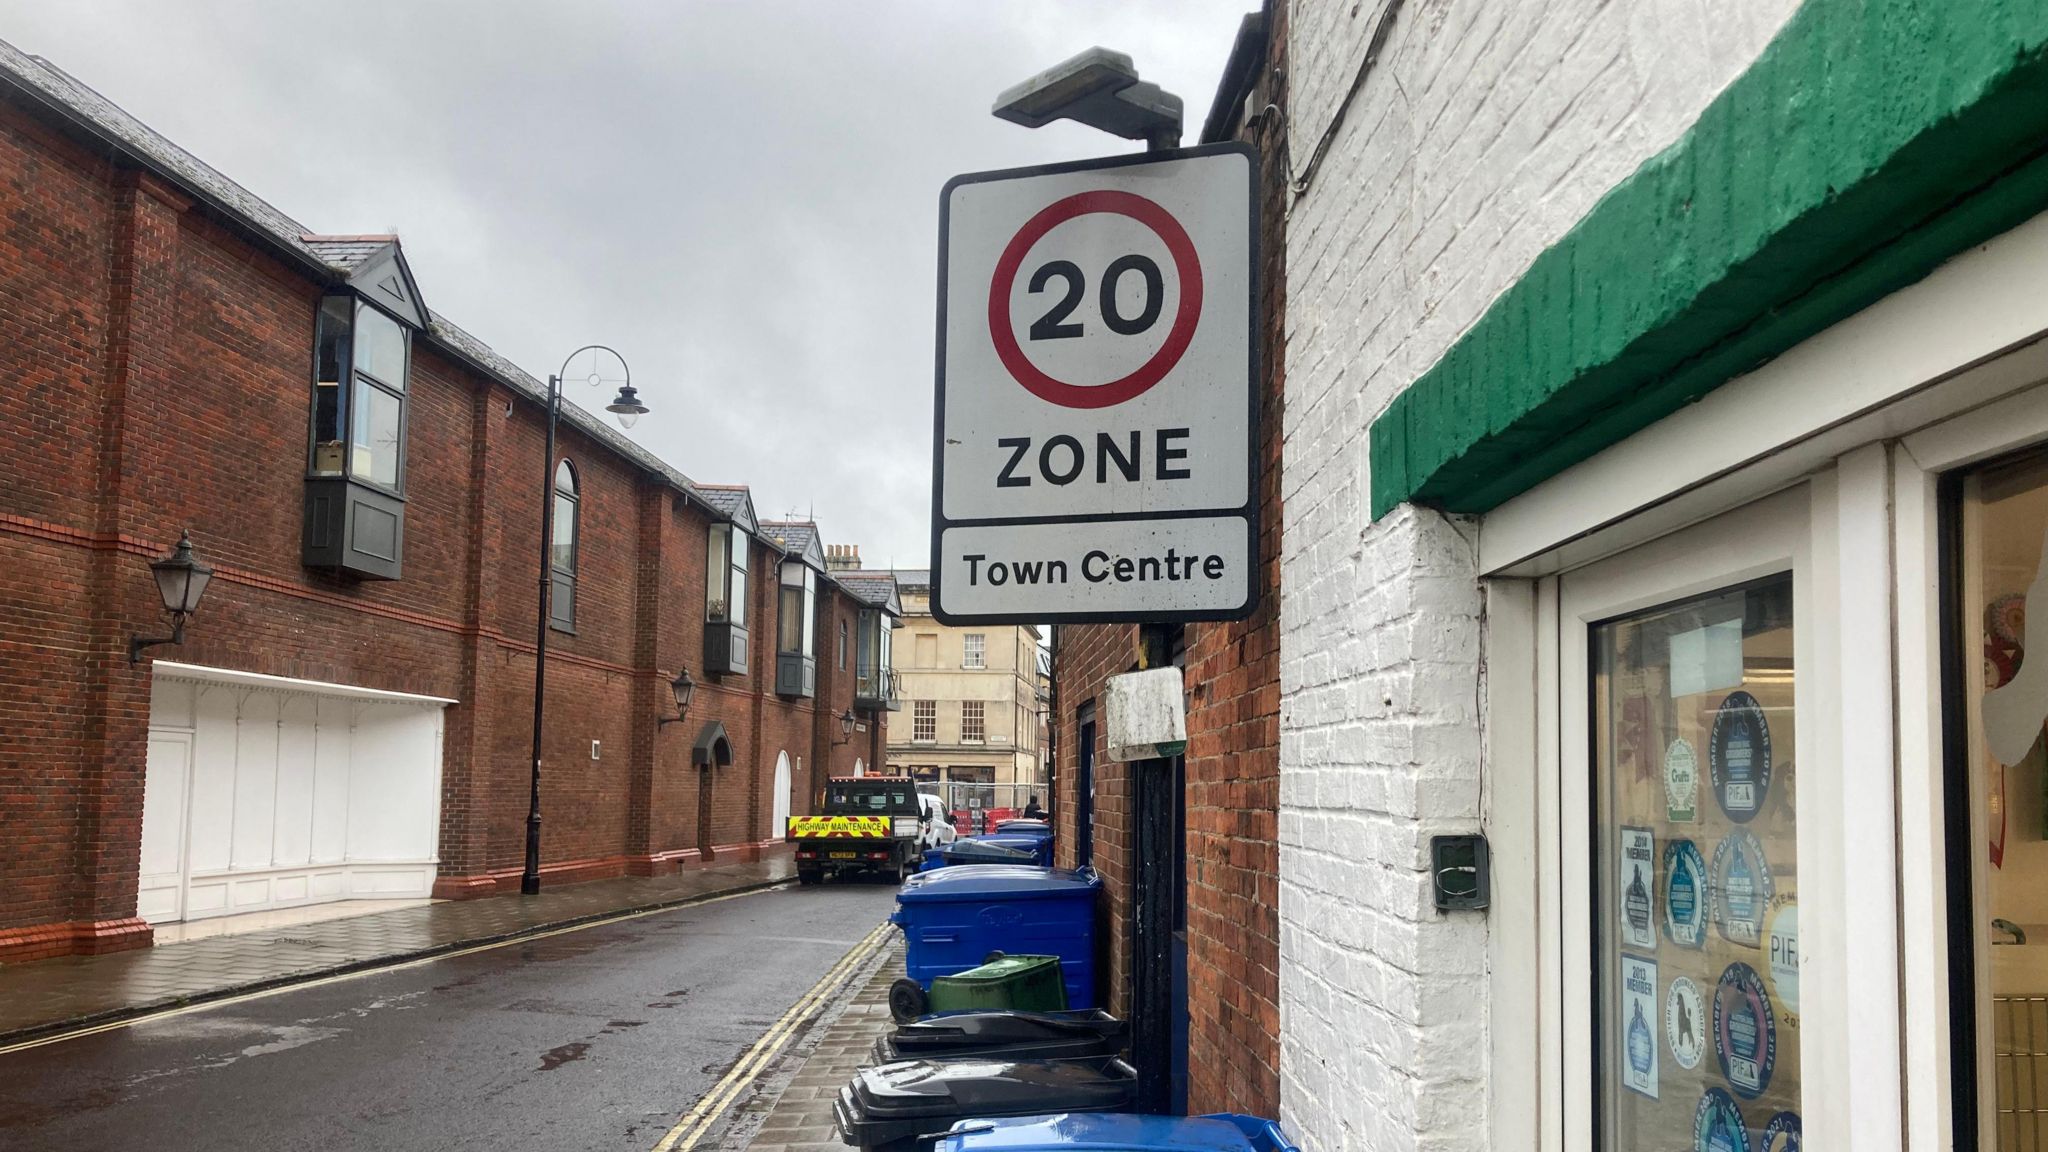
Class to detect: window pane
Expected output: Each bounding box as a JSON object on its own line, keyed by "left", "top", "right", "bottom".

{"left": 803, "top": 570, "right": 816, "bottom": 651}
{"left": 706, "top": 525, "right": 728, "bottom": 621}
{"left": 349, "top": 379, "right": 402, "bottom": 488}
{"left": 1593, "top": 574, "right": 1797, "bottom": 1151}
{"left": 962, "top": 701, "right": 985, "bottom": 743}
{"left": 552, "top": 491, "right": 576, "bottom": 574}
{"left": 551, "top": 573, "right": 575, "bottom": 629}
{"left": 964, "top": 633, "right": 986, "bottom": 668}
{"left": 730, "top": 553, "right": 747, "bottom": 627}
{"left": 354, "top": 304, "right": 408, "bottom": 390}
{"left": 311, "top": 296, "right": 351, "bottom": 475}
{"left": 914, "top": 700, "right": 936, "bottom": 742}
{"left": 779, "top": 584, "right": 804, "bottom": 653}
{"left": 1959, "top": 449, "right": 2048, "bottom": 1148}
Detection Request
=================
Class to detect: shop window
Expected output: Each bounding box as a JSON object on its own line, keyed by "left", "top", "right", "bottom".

{"left": 962, "top": 700, "right": 985, "bottom": 744}
{"left": 303, "top": 294, "right": 413, "bottom": 579}
{"left": 1591, "top": 574, "right": 1797, "bottom": 1151}
{"left": 704, "top": 522, "right": 749, "bottom": 675}
{"left": 1950, "top": 448, "right": 2048, "bottom": 1148}
{"left": 775, "top": 557, "right": 817, "bottom": 698}
{"left": 549, "top": 460, "right": 578, "bottom": 632}
{"left": 913, "top": 700, "right": 936, "bottom": 743}
{"left": 964, "top": 633, "right": 986, "bottom": 669}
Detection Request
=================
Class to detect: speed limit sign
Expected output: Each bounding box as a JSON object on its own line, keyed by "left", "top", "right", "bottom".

{"left": 931, "top": 143, "right": 1257, "bottom": 625}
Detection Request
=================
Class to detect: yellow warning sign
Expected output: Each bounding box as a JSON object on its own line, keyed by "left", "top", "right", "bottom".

{"left": 786, "top": 815, "right": 890, "bottom": 839}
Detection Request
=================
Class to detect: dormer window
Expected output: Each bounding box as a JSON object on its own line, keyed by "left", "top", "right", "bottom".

{"left": 775, "top": 558, "right": 818, "bottom": 698}
{"left": 704, "top": 522, "right": 750, "bottom": 675}
{"left": 303, "top": 290, "right": 416, "bottom": 580}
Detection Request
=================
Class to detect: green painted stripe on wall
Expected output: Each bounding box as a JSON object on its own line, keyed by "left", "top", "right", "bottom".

{"left": 1368, "top": 0, "right": 2048, "bottom": 520}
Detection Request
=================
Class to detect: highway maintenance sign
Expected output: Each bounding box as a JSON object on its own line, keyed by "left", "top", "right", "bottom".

{"left": 785, "top": 815, "right": 890, "bottom": 839}
{"left": 931, "top": 143, "right": 1258, "bottom": 625}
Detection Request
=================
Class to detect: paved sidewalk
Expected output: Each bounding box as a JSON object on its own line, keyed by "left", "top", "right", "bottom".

{"left": 739, "top": 936, "right": 905, "bottom": 1152}
{"left": 0, "top": 855, "right": 796, "bottom": 1045}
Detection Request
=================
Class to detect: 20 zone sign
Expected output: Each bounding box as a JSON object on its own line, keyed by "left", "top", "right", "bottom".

{"left": 931, "top": 144, "right": 1258, "bottom": 626}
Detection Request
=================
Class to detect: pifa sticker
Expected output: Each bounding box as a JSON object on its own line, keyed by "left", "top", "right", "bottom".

{"left": 1666, "top": 975, "right": 1707, "bottom": 1070}
{"left": 1709, "top": 691, "right": 1773, "bottom": 822}
{"left": 1712, "top": 830, "right": 1774, "bottom": 947}
{"left": 1693, "top": 1088, "right": 1748, "bottom": 1152}
{"left": 1621, "top": 954, "right": 1659, "bottom": 1099}
{"left": 1767, "top": 898, "right": 1799, "bottom": 1019}
{"left": 1666, "top": 737, "right": 1700, "bottom": 822}
{"left": 1714, "top": 962, "right": 1778, "bottom": 1099}
{"left": 1663, "top": 839, "right": 1708, "bottom": 949}
{"left": 1759, "top": 1111, "right": 1801, "bottom": 1152}
{"left": 1620, "top": 826, "right": 1657, "bottom": 951}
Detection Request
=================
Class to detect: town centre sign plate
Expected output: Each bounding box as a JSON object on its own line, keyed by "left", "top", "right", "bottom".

{"left": 931, "top": 143, "right": 1258, "bottom": 625}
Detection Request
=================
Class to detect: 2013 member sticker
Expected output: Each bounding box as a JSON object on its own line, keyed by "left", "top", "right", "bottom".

{"left": 1767, "top": 898, "right": 1799, "bottom": 1018}
{"left": 1694, "top": 1087, "right": 1749, "bottom": 1152}
{"left": 1666, "top": 975, "right": 1707, "bottom": 1070}
{"left": 1663, "top": 839, "right": 1709, "bottom": 949}
{"left": 1759, "top": 1111, "right": 1801, "bottom": 1152}
{"left": 1666, "top": 737, "right": 1700, "bottom": 822}
{"left": 1621, "top": 954, "right": 1659, "bottom": 1099}
{"left": 1714, "top": 962, "right": 1778, "bottom": 1099}
{"left": 1620, "top": 826, "right": 1657, "bottom": 951}
{"left": 1712, "top": 830, "right": 1774, "bottom": 947}
{"left": 1709, "top": 690, "right": 1773, "bottom": 822}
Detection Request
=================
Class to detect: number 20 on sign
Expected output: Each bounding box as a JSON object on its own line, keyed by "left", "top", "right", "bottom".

{"left": 931, "top": 143, "right": 1259, "bottom": 625}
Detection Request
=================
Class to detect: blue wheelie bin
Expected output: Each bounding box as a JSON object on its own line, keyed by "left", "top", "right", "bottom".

{"left": 891, "top": 865, "right": 1101, "bottom": 1011}
{"left": 932, "top": 1113, "right": 1300, "bottom": 1152}
{"left": 964, "top": 834, "right": 1053, "bottom": 867}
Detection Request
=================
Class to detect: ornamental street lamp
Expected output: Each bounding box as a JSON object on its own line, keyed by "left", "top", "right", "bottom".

{"left": 658, "top": 666, "right": 697, "bottom": 728}
{"left": 130, "top": 530, "right": 215, "bottom": 663}
{"left": 524, "top": 346, "right": 646, "bottom": 897}
{"left": 832, "top": 708, "right": 856, "bottom": 745}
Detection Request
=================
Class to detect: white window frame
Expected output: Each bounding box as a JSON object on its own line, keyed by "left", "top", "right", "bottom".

{"left": 961, "top": 700, "right": 985, "bottom": 744}
{"left": 963, "top": 633, "right": 986, "bottom": 669}
{"left": 913, "top": 699, "right": 936, "bottom": 744}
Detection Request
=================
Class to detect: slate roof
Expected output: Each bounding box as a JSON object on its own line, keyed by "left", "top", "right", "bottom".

{"left": 696, "top": 485, "right": 751, "bottom": 519}
{"left": 759, "top": 520, "right": 818, "bottom": 557}
{"left": 302, "top": 235, "right": 396, "bottom": 273}
{"left": 0, "top": 37, "right": 711, "bottom": 512}
{"left": 834, "top": 572, "right": 901, "bottom": 613}
{"left": 891, "top": 569, "right": 932, "bottom": 591}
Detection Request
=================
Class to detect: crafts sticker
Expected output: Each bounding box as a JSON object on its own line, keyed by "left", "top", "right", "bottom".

{"left": 1759, "top": 1111, "right": 1801, "bottom": 1152}
{"left": 1666, "top": 975, "right": 1707, "bottom": 1070}
{"left": 1709, "top": 691, "right": 1773, "bottom": 822}
{"left": 1621, "top": 826, "right": 1657, "bottom": 951}
{"left": 1694, "top": 1088, "right": 1748, "bottom": 1152}
{"left": 1621, "top": 954, "right": 1659, "bottom": 1099}
{"left": 1714, "top": 962, "right": 1778, "bottom": 1099}
{"left": 1663, "top": 839, "right": 1709, "bottom": 949}
{"left": 1712, "top": 830, "right": 1774, "bottom": 947}
{"left": 1767, "top": 899, "right": 1799, "bottom": 1018}
{"left": 1666, "top": 737, "right": 1700, "bottom": 823}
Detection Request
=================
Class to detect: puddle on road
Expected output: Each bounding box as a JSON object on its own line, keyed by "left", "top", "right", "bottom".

{"left": 537, "top": 1041, "right": 590, "bottom": 1072}
{"left": 601, "top": 1020, "right": 646, "bottom": 1032}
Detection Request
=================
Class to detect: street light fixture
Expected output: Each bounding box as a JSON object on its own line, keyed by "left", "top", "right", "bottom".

{"left": 992, "top": 47, "right": 1183, "bottom": 150}
{"left": 832, "top": 708, "right": 857, "bottom": 745}
{"left": 129, "top": 530, "right": 214, "bottom": 663}
{"left": 658, "top": 666, "right": 697, "bottom": 727}
{"left": 524, "top": 345, "right": 644, "bottom": 897}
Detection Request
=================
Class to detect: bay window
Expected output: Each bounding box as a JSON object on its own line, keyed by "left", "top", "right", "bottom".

{"left": 303, "top": 293, "right": 414, "bottom": 579}
{"left": 704, "top": 521, "right": 750, "bottom": 675}
{"left": 854, "top": 608, "right": 897, "bottom": 710}
{"left": 776, "top": 556, "right": 818, "bottom": 698}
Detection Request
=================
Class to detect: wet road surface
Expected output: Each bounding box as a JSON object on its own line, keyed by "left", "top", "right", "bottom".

{"left": 0, "top": 881, "right": 898, "bottom": 1152}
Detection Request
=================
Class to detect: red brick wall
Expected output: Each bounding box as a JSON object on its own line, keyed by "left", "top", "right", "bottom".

{"left": 1050, "top": 2, "right": 1286, "bottom": 1116}
{"left": 0, "top": 88, "right": 866, "bottom": 958}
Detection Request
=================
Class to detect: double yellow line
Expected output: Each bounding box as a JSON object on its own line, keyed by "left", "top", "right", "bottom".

{"left": 651, "top": 921, "right": 892, "bottom": 1152}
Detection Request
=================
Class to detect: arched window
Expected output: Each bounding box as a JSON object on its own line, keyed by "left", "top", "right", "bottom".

{"left": 550, "top": 459, "right": 579, "bottom": 631}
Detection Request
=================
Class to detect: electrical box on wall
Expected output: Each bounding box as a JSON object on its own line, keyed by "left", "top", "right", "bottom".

{"left": 1102, "top": 667, "right": 1186, "bottom": 762}
{"left": 1431, "top": 834, "right": 1490, "bottom": 911}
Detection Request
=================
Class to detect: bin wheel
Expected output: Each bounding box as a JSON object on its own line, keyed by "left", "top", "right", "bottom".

{"left": 888, "top": 978, "right": 929, "bottom": 1024}
{"left": 983, "top": 951, "right": 1005, "bottom": 963}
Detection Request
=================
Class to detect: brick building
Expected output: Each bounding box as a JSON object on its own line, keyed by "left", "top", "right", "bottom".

{"left": 0, "top": 42, "right": 898, "bottom": 962}
{"left": 1049, "top": 6, "right": 1286, "bottom": 1119}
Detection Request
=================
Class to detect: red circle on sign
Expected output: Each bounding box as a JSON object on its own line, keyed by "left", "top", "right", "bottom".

{"left": 987, "top": 190, "right": 1203, "bottom": 410}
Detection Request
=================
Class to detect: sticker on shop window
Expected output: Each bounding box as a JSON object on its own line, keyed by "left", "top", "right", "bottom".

{"left": 1759, "top": 1110, "right": 1801, "bottom": 1152}
{"left": 1714, "top": 962, "right": 1778, "bottom": 1099}
{"left": 1711, "top": 830, "right": 1773, "bottom": 947}
{"left": 1666, "top": 975, "right": 1706, "bottom": 1070}
{"left": 1620, "top": 827, "right": 1657, "bottom": 951}
{"left": 1984, "top": 539, "right": 2048, "bottom": 767}
{"left": 1621, "top": 953, "right": 1659, "bottom": 1099}
{"left": 1665, "top": 737, "right": 1700, "bottom": 823}
{"left": 1766, "top": 898, "right": 1799, "bottom": 1020}
{"left": 1693, "top": 1087, "right": 1748, "bottom": 1152}
{"left": 1710, "top": 691, "right": 1773, "bottom": 823}
{"left": 1662, "top": 839, "right": 1708, "bottom": 949}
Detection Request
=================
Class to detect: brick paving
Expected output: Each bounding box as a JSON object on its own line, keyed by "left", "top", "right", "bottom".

{"left": 0, "top": 855, "right": 796, "bottom": 1044}
{"left": 738, "top": 936, "right": 906, "bottom": 1152}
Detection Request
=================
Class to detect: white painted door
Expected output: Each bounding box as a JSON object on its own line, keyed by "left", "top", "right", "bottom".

{"left": 137, "top": 730, "right": 192, "bottom": 924}
{"left": 772, "top": 751, "right": 793, "bottom": 835}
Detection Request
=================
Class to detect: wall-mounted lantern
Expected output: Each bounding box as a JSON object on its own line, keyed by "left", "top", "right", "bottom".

{"left": 130, "top": 530, "right": 214, "bottom": 663}
{"left": 659, "top": 666, "right": 697, "bottom": 728}
{"left": 832, "top": 708, "right": 856, "bottom": 745}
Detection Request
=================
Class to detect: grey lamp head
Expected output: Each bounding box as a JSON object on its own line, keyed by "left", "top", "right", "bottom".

{"left": 993, "top": 47, "right": 1183, "bottom": 146}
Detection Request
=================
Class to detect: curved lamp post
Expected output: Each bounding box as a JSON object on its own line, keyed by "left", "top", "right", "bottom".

{"left": 524, "top": 346, "right": 648, "bottom": 897}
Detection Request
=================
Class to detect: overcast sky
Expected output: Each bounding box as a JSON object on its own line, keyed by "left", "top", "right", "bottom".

{"left": 1, "top": 1, "right": 1252, "bottom": 569}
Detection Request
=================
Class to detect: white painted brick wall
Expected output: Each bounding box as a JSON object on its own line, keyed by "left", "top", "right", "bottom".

{"left": 1278, "top": 2, "right": 1798, "bottom": 1150}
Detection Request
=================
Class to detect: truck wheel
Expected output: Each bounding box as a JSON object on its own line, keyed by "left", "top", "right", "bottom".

{"left": 888, "top": 978, "right": 929, "bottom": 1024}
{"left": 798, "top": 868, "right": 822, "bottom": 886}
